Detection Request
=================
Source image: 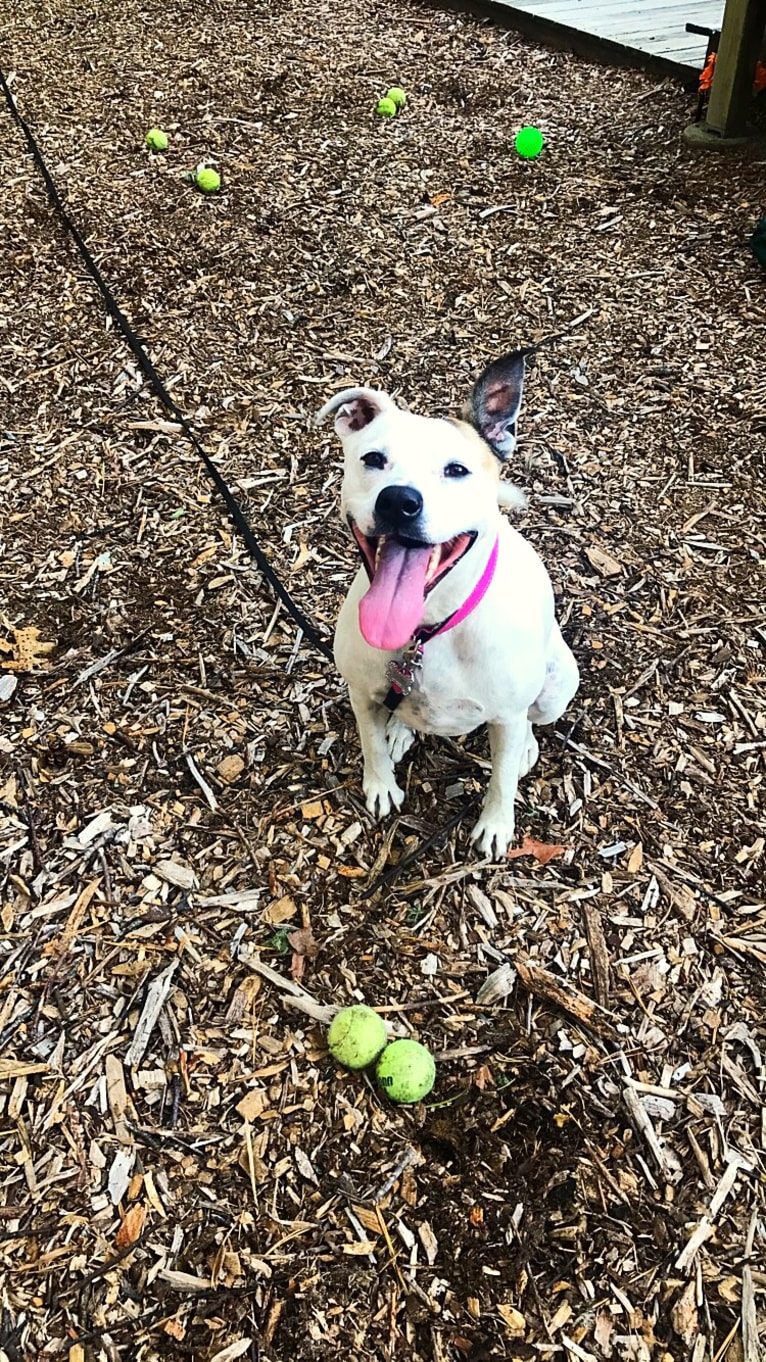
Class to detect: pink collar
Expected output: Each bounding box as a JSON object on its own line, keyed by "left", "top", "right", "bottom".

{"left": 419, "top": 534, "right": 499, "bottom": 643}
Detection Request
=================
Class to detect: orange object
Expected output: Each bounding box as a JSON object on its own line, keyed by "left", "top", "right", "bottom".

{"left": 698, "top": 52, "right": 716, "bottom": 92}
{"left": 698, "top": 51, "right": 766, "bottom": 95}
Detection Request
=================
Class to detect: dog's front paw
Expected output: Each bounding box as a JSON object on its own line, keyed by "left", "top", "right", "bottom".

{"left": 363, "top": 772, "right": 405, "bottom": 820}
{"left": 386, "top": 716, "right": 416, "bottom": 764}
{"left": 471, "top": 804, "right": 516, "bottom": 859}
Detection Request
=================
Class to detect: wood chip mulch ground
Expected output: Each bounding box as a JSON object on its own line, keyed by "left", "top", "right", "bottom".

{"left": 1, "top": 0, "right": 765, "bottom": 1358}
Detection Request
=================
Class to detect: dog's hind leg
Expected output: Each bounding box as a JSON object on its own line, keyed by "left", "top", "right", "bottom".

{"left": 528, "top": 623, "right": 579, "bottom": 727}
{"left": 349, "top": 689, "right": 405, "bottom": 819}
{"left": 386, "top": 715, "right": 416, "bottom": 764}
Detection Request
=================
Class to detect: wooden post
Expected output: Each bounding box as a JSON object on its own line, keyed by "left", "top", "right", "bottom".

{"left": 705, "top": 0, "right": 765, "bottom": 136}
{"left": 684, "top": 0, "right": 766, "bottom": 145}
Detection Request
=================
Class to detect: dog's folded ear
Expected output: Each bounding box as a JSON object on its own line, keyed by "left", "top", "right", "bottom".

{"left": 467, "top": 351, "right": 527, "bottom": 461}
{"left": 315, "top": 387, "right": 394, "bottom": 438}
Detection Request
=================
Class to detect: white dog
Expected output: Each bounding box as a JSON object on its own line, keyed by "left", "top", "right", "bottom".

{"left": 317, "top": 351, "right": 579, "bottom": 857}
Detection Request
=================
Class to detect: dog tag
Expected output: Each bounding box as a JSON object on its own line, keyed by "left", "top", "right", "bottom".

{"left": 386, "top": 641, "right": 424, "bottom": 697}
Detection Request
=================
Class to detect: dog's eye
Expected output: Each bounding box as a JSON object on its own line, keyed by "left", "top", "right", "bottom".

{"left": 444, "top": 462, "right": 470, "bottom": 479}
{"left": 361, "top": 450, "right": 386, "bottom": 470}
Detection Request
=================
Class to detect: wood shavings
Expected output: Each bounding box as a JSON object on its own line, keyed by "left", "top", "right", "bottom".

{"left": 124, "top": 961, "right": 179, "bottom": 1068}
{"left": 1, "top": 0, "right": 764, "bottom": 1355}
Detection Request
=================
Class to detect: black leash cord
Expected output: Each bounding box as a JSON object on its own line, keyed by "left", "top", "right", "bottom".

{"left": 0, "top": 66, "right": 334, "bottom": 664}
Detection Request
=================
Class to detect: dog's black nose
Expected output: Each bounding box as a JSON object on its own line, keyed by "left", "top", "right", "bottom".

{"left": 375, "top": 484, "right": 424, "bottom": 531}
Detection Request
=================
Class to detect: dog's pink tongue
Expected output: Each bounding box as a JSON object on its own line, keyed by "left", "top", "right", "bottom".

{"left": 359, "top": 540, "right": 431, "bottom": 650}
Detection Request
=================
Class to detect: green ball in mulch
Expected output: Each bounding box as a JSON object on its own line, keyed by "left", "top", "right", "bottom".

{"left": 145, "top": 127, "right": 169, "bottom": 152}
{"left": 514, "top": 126, "right": 544, "bottom": 159}
{"left": 386, "top": 87, "right": 407, "bottom": 110}
{"left": 376, "top": 1039, "right": 436, "bottom": 1103}
{"left": 328, "top": 1005, "right": 387, "bottom": 1070}
{"left": 196, "top": 168, "right": 221, "bottom": 193}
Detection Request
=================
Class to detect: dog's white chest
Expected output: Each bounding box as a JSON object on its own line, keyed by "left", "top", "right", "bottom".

{"left": 395, "top": 684, "right": 485, "bottom": 736}
{"left": 382, "top": 643, "right": 488, "bottom": 737}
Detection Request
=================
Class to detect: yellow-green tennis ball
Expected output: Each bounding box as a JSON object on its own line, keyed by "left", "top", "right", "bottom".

{"left": 376, "top": 1039, "right": 436, "bottom": 1103}
{"left": 376, "top": 97, "right": 397, "bottom": 118}
{"left": 386, "top": 87, "right": 407, "bottom": 110}
{"left": 145, "top": 128, "right": 169, "bottom": 152}
{"left": 514, "top": 126, "right": 544, "bottom": 159}
{"left": 328, "top": 1005, "right": 388, "bottom": 1070}
{"left": 196, "top": 168, "right": 221, "bottom": 193}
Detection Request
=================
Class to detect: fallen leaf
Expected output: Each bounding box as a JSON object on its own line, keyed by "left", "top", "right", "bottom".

{"left": 288, "top": 926, "right": 318, "bottom": 957}
{"left": 507, "top": 835, "right": 567, "bottom": 865}
{"left": 288, "top": 925, "right": 319, "bottom": 980}
{"left": 115, "top": 1202, "right": 146, "bottom": 1248}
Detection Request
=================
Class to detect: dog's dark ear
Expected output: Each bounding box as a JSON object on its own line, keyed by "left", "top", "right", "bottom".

{"left": 315, "top": 386, "right": 394, "bottom": 438}
{"left": 468, "top": 351, "right": 527, "bottom": 460}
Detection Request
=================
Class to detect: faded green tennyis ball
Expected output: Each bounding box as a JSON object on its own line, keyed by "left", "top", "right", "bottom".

{"left": 328, "top": 1005, "right": 388, "bottom": 1070}
{"left": 376, "top": 1039, "right": 436, "bottom": 1103}
{"left": 376, "top": 97, "right": 397, "bottom": 118}
{"left": 196, "top": 168, "right": 221, "bottom": 193}
{"left": 386, "top": 87, "right": 407, "bottom": 109}
{"left": 145, "top": 127, "right": 169, "bottom": 152}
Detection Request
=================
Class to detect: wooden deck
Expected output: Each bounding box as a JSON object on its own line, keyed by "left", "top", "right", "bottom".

{"left": 469, "top": 0, "right": 726, "bottom": 71}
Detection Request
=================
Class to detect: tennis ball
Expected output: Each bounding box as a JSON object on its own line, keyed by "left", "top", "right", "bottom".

{"left": 514, "top": 126, "right": 544, "bottom": 159}
{"left": 376, "top": 97, "right": 397, "bottom": 118}
{"left": 145, "top": 128, "right": 169, "bottom": 152}
{"left": 386, "top": 87, "right": 407, "bottom": 109}
{"left": 328, "top": 1005, "right": 388, "bottom": 1070}
{"left": 376, "top": 1039, "right": 436, "bottom": 1104}
{"left": 196, "top": 168, "right": 221, "bottom": 193}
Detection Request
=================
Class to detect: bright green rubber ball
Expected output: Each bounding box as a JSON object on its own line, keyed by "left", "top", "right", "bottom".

{"left": 376, "top": 1039, "right": 436, "bottom": 1103}
{"left": 514, "top": 126, "right": 544, "bottom": 159}
{"left": 196, "top": 168, "right": 221, "bottom": 193}
{"left": 386, "top": 87, "right": 407, "bottom": 109}
{"left": 376, "top": 97, "right": 397, "bottom": 118}
{"left": 328, "top": 1005, "right": 388, "bottom": 1070}
{"left": 145, "top": 127, "right": 169, "bottom": 152}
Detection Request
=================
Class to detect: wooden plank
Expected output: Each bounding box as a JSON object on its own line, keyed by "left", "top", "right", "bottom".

{"left": 514, "top": 0, "right": 717, "bottom": 16}
{"left": 490, "top": 0, "right": 725, "bottom": 66}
